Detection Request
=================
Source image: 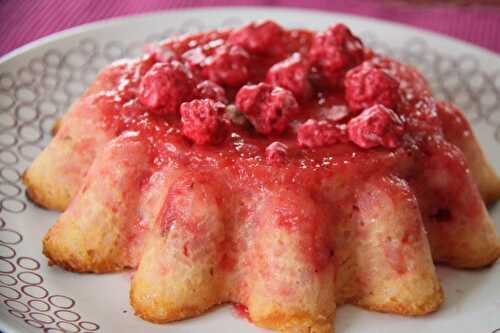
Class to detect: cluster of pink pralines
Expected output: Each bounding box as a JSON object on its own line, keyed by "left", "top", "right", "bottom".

{"left": 136, "top": 21, "right": 405, "bottom": 163}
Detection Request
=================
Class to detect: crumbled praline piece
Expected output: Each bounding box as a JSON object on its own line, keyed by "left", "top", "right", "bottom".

{"left": 180, "top": 99, "right": 226, "bottom": 145}
{"left": 138, "top": 61, "right": 194, "bottom": 114}
{"left": 266, "top": 52, "right": 312, "bottom": 101}
{"left": 202, "top": 44, "right": 250, "bottom": 87}
{"left": 320, "top": 105, "right": 350, "bottom": 122}
{"left": 347, "top": 104, "right": 404, "bottom": 149}
{"left": 145, "top": 43, "right": 176, "bottom": 62}
{"left": 345, "top": 63, "right": 400, "bottom": 113}
{"left": 309, "top": 23, "right": 365, "bottom": 87}
{"left": 235, "top": 83, "right": 299, "bottom": 135}
{"left": 182, "top": 47, "right": 206, "bottom": 68}
{"left": 196, "top": 80, "right": 228, "bottom": 104}
{"left": 228, "top": 20, "right": 286, "bottom": 56}
{"left": 297, "top": 119, "right": 348, "bottom": 148}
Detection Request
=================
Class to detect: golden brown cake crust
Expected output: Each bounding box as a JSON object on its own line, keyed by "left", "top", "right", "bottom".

{"left": 23, "top": 170, "right": 71, "bottom": 212}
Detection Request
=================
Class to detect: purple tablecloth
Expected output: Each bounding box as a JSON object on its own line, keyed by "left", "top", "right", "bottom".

{"left": 1, "top": 0, "right": 500, "bottom": 56}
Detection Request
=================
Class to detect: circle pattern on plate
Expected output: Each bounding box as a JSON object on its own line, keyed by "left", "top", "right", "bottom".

{"left": 0, "top": 217, "right": 100, "bottom": 332}
{"left": 0, "top": 15, "right": 500, "bottom": 333}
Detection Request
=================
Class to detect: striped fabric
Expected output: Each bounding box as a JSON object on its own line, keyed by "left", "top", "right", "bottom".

{"left": 1, "top": 0, "right": 500, "bottom": 56}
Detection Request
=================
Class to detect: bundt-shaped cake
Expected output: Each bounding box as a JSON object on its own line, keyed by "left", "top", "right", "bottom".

{"left": 23, "top": 21, "right": 500, "bottom": 333}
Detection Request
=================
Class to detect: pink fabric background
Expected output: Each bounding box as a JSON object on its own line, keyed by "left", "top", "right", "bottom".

{"left": 1, "top": 0, "right": 500, "bottom": 56}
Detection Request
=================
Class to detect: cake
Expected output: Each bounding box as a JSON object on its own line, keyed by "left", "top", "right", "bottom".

{"left": 22, "top": 21, "right": 500, "bottom": 333}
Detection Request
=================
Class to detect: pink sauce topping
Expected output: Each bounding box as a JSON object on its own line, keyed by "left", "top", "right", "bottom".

{"left": 92, "top": 21, "right": 429, "bottom": 172}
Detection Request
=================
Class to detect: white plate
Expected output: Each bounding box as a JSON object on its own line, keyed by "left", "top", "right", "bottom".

{"left": 0, "top": 6, "right": 499, "bottom": 333}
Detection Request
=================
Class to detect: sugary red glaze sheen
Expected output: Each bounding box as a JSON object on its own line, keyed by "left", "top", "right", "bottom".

{"left": 87, "top": 25, "right": 474, "bottom": 274}
{"left": 233, "top": 303, "right": 251, "bottom": 321}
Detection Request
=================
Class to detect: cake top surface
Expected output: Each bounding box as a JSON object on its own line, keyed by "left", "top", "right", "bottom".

{"left": 80, "top": 20, "right": 464, "bottom": 186}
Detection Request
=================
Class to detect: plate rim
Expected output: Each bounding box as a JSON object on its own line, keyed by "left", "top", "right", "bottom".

{"left": 1, "top": 6, "right": 500, "bottom": 65}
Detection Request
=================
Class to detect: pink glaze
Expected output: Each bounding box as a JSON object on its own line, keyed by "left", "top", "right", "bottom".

{"left": 435, "top": 101, "right": 472, "bottom": 144}
{"left": 265, "top": 141, "right": 288, "bottom": 165}
{"left": 232, "top": 303, "right": 251, "bottom": 321}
